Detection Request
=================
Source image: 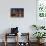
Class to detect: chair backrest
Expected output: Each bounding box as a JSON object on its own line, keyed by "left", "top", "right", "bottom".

{"left": 11, "top": 27, "right": 18, "bottom": 34}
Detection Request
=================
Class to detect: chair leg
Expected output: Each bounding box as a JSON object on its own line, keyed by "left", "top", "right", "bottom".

{"left": 4, "top": 41, "right": 7, "bottom": 46}
{"left": 4, "top": 33, "right": 7, "bottom": 46}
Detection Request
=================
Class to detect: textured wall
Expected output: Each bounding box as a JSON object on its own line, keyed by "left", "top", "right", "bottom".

{"left": 0, "top": 0, "right": 36, "bottom": 42}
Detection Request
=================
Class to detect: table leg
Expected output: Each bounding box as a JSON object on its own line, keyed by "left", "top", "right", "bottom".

{"left": 4, "top": 34, "right": 7, "bottom": 46}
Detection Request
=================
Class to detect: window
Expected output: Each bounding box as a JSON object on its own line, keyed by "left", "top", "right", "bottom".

{"left": 37, "top": 0, "right": 46, "bottom": 17}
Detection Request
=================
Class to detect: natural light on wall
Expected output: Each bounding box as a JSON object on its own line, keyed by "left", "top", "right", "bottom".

{"left": 37, "top": 0, "right": 46, "bottom": 20}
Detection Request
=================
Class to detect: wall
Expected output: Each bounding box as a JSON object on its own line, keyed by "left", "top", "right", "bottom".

{"left": 0, "top": 0, "right": 36, "bottom": 42}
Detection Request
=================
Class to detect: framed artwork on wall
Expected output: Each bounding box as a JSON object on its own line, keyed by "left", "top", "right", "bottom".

{"left": 11, "top": 8, "right": 24, "bottom": 17}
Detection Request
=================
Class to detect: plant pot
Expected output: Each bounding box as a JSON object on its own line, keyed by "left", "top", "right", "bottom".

{"left": 37, "top": 39, "right": 40, "bottom": 43}
{"left": 37, "top": 39, "right": 44, "bottom": 44}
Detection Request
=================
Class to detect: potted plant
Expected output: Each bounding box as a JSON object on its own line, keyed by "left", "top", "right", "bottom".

{"left": 33, "top": 32, "right": 46, "bottom": 43}
{"left": 32, "top": 25, "right": 39, "bottom": 30}
{"left": 40, "top": 26, "right": 45, "bottom": 29}
{"left": 32, "top": 24, "right": 45, "bottom": 30}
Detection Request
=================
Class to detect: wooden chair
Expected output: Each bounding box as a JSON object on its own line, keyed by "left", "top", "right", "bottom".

{"left": 20, "top": 33, "right": 30, "bottom": 46}
{"left": 4, "top": 33, "right": 18, "bottom": 46}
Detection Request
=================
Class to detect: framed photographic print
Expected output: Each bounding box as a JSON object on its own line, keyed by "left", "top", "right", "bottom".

{"left": 11, "top": 8, "right": 24, "bottom": 17}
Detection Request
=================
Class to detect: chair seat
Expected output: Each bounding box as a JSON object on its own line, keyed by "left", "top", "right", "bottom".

{"left": 6, "top": 33, "right": 17, "bottom": 36}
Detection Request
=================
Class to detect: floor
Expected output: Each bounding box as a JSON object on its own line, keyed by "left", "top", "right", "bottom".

{"left": 0, "top": 42, "right": 46, "bottom": 46}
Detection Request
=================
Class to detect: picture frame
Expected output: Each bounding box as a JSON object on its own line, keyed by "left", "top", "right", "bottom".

{"left": 11, "top": 8, "right": 24, "bottom": 17}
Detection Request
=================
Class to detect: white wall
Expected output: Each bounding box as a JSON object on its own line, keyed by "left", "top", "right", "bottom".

{"left": 0, "top": 0, "right": 36, "bottom": 42}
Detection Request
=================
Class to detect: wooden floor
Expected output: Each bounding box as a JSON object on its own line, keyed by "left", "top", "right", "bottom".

{"left": 0, "top": 42, "right": 46, "bottom": 46}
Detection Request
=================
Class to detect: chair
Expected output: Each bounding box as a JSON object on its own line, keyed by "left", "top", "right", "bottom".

{"left": 4, "top": 27, "right": 19, "bottom": 46}
{"left": 4, "top": 33, "right": 18, "bottom": 46}
{"left": 18, "top": 33, "right": 30, "bottom": 46}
